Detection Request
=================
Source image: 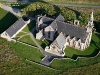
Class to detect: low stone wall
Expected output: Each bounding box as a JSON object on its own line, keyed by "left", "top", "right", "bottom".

{"left": 25, "top": 59, "right": 59, "bottom": 71}
{"left": 53, "top": 50, "right": 100, "bottom": 61}
{"left": 16, "top": 40, "right": 38, "bottom": 49}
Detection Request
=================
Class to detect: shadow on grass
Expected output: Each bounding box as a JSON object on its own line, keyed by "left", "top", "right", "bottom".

{"left": 94, "top": 21, "right": 100, "bottom": 33}
{"left": 70, "top": 39, "right": 100, "bottom": 60}
{"left": 71, "top": 49, "right": 100, "bottom": 60}
{"left": 0, "top": 12, "right": 18, "bottom": 34}
{"left": 41, "top": 43, "right": 46, "bottom": 49}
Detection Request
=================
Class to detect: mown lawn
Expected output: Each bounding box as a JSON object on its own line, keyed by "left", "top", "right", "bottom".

{"left": 11, "top": 42, "right": 44, "bottom": 62}
{"left": 0, "top": 8, "right": 18, "bottom": 34}
{"left": 22, "top": 20, "right": 36, "bottom": 32}
{"left": 19, "top": 35, "right": 37, "bottom": 46}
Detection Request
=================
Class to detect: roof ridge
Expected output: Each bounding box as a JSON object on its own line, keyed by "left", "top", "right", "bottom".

{"left": 56, "top": 20, "right": 85, "bottom": 30}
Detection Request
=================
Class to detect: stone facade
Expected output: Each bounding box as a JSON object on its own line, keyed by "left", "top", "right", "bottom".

{"left": 36, "top": 12, "right": 94, "bottom": 56}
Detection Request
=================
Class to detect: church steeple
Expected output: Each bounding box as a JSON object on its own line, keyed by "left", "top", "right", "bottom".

{"left": 86, "top": 11, "right": 94, "bottom": 33}
{"left": 89, "top": 11, "right": 94, "bottom": 23}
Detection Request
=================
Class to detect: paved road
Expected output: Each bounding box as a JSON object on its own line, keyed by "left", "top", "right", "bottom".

{"left": 3, "top": 0, "right": 100, "bottom": 8}
{"left": 24, "top": 0, "right": 100, "bottom": 8}
{"left": 40, "top": 55, "right": 54, "bottom": 66}
{"left": 2, "top": 4, "right": 21, "bottom": 16}
{"left": 54, "top": 4, "right": 100, "bottom": 8}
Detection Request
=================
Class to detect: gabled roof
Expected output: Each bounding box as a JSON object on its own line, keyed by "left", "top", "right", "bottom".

{"left": 37, "top": 15, "right": 54, "bottom": 25}
{"left": 55, "top": 14, "right": 65, "bottom": 22}
{"left": 38, "top": 14, "right": 88, "bottom": 43}
{"left": 50, "top": 21, "right": 57, "bottom": 30}
{"left": 6, "top": 18, "right": 26, "bottom": 37}
{"left": 55, "top": 32, "right": 66, "bottom": 49}
{"left": 56, "top": 21, "right": 88, "bottom": 43}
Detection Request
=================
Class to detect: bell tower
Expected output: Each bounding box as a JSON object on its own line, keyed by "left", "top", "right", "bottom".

{"left": 86, "top": 11, "right": 94, "bottom": 33}
{"left": 36, "top": 15, "right": 43, "bottom": 31}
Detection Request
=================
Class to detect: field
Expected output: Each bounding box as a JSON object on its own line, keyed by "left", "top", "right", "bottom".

{"left": 29, "top": 0, "right": 100, "bottom": 5}
{"left": 0, "top": 38, "right": 59, "bottom": 75}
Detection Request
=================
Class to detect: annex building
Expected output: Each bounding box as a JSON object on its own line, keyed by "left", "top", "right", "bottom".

{"left": 0, "top": 16, "right": 30, "bottom": 41}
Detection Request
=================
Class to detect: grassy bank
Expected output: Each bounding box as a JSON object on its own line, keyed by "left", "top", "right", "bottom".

{"left": 0, "top": 38, "right": 59, "bottom": 75}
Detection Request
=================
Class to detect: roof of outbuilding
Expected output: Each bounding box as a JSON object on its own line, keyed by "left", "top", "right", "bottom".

{"left": 6, "top": 18, "right": 26, "bottom": 37}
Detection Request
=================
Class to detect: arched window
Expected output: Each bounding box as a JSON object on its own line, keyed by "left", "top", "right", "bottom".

{"left": 5, "top": 33, "right": 7, "bottom": 36}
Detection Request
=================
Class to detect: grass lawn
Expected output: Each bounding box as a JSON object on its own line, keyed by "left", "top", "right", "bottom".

{"left": 19, "top": 35, "right": 37, "bottom": 46}
{"left": 16, "top": 32, "right": 27, "bottom": 36}
{"left": 11, "top": 42, "right": 44, "bottom": 62}
{"left": 0, "top": 8, "right": 18, "bottom": 34}
{"left": 22, "top": 20, "right": 36, "bottom": 32}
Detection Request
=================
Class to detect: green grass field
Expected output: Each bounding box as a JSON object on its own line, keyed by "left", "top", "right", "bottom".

{"left": 11, "top": 42, "right": 44, "bottom": 62}
{"left": 19, "top": 35, "right": 37, "bottom": 46}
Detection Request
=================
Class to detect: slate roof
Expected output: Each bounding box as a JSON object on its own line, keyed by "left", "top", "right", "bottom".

{"left": 42, "top": 16, "right": 54, "bottom": 25}
{"left": 6, "top": 18, "right": 26, "bottom": 37}
{"left": 55, "top": 32, "right": 66, "bottom": 49}
{"left": 38, "top": 14, "right": 88, "bottom": 43}
{"left": 56, "top": 21, "right": 88, "bottom": 43}
{"left": 55, "top": 14, "right": 65, "bottom": 22}
{"left": 50, "top": 21, "right": 57, "bottom": 30}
